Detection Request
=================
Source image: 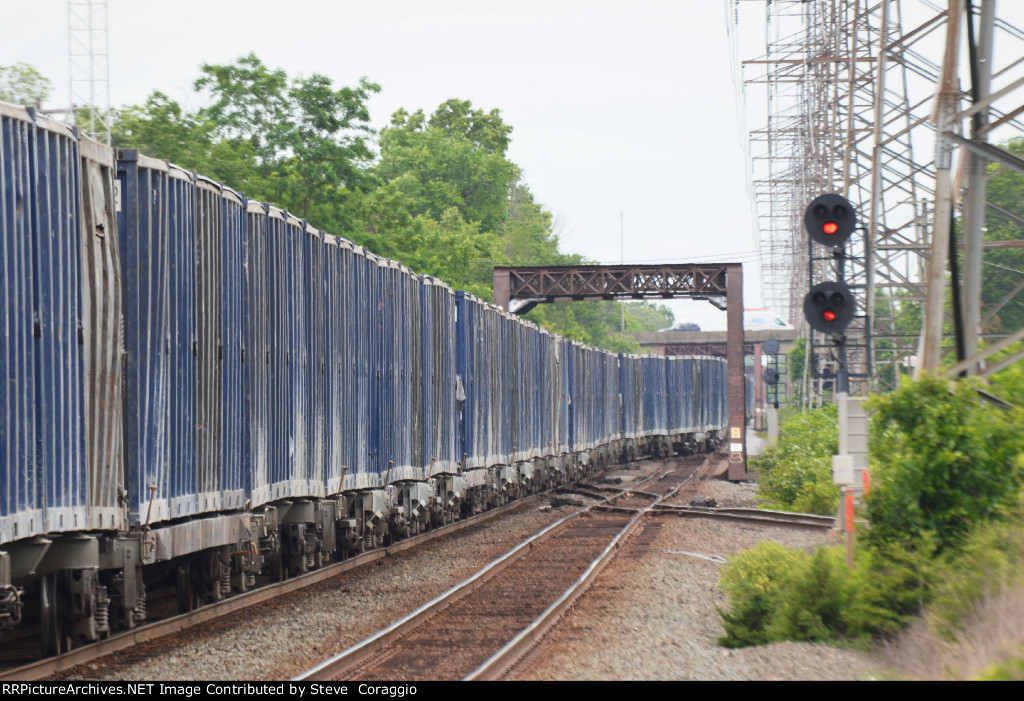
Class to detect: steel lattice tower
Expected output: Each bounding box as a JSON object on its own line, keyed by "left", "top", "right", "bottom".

{"left": 68, "top": 0, "right": 111, "bottom": 144}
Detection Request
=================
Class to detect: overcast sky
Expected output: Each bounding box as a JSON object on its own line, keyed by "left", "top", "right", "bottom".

{"left": 2, "top": 0, "right": 763, "bottom": 328}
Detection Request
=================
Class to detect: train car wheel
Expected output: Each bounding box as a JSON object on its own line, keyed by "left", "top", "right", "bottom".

{"left": 270, "top": 553, "right": 286, "bottom": 582}
{"left": 40, "top": 574, "right": 65, "bottom": 656}
{"left": 176, "top": 563, "right": 195, "bottom": 614}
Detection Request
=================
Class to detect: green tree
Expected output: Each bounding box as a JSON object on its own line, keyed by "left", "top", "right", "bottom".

{"left": 376, "top": 101, "right": 520, "bottom": 233}
{"left": 113, "top": 92, "right": 219, "bottom": 171}
{"left": 0, "top": 63, "right": 53, "bottom": 106}
{"left": 115, "top": 53, "right": 380, "bottom": 225}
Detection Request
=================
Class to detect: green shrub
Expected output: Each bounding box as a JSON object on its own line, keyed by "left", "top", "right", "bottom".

{"left": 720, "top": 372, "right": 1024, "bottom": 653}
{"left": 763, "top": 546, "right": 854, "bottom": 642}
{"left": 718, "top": 538, "right": 937, "bottom": 647}
{"left": 845, "top": 534, "right": 938, "bottom": 638}
{"left": 752, "top": 405, "right": 839, "bottom": 515}
{"left": 717, "top": 542, "right": 806, "bottom": 647}
{"left": 865, "top": 374, "right": 1024, "bottom": 554}
{"left": 718, "top": 542, "right": 859, "bottom": 647}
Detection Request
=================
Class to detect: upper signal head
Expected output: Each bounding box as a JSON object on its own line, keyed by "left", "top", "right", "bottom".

{"left": 804, "top": 194, "right": 856, "bottom": 247}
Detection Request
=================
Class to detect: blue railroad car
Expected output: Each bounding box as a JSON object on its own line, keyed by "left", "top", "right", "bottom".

{"left": 262, "top": 206, "right": 324, "bottom": 500}
{"left": 599, "top": 349, "right": 621, "bottom": 447}
{"left": 348, "top": 244, "right": 375, "bottom": 488}
{"left": 666, "top": 356, "right": 697, "bottom": 435}
{"left": 370, "top": 255, "right": 418, "bottom": 484}
{"left": 1, "top": 97, "right": 732, "bottom": 650}
{"left": 1, "top": 106, "right": 95, "bottom": 544}
{"left": 420, "top": 276, "right": 458, "bottom": 476}
{"left": 244, "top": 201, "right": 271, "bottom": 507}
{"left": 33, "top": 114, "right": 88, "bottom": 536}
{"left": 552, "top": 334, "right": 572, "bottom": 456}
{"left": 78, "top": 135, "right": 124, "bottom": 534}
{"left": 455, "top": 291, "right": 486, "bottom": 470}
{"left": 218, "top": 185, "right": 248, "bottom": 512}
{"left": 618, "top": 354, "right": 642, "bottom": 448}
{"left": 1, "top": 104, "right": 41, "bottom": 547}
{"left": 569, "top": 345, "right": 620, "bottom": 465}
{"left": 535, "top": 327, "right": 558, "bottom": 458}
{"left": 513, "top": 319, "right": 543, "bottom": 463}
{"left": 195, "top": 177, "right": 247, "bottom": 513}
{"left": 495, "top": 307, "right": 515, "bottom": 466}
{"left": 322, "top": 235, "right": 345, "bottom": 494}
{"left": 707, "top": 356, "right": 729, "bottom": 431}
{"left": 640, "top": 355, "right": 667, "bottom": 438}
{"left": 117, "top": 151, "right": 198, "bottom": 525}
{"left": 306, "top": 223, "right": 328, "bottom": 498}
{"left": 259, "top": 204, "right": 294, "bottom": 503}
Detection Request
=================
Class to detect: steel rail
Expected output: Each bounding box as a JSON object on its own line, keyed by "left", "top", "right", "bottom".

{"left": 651, "top": 504, "right": 836, "bottom": 529}
{"left": 0, "top": 487, "right": 554, "bottom": 682}
{"left": 463, "top": 456, "right": 709, "bottom": 681}
{"left": 292, "top": 459, "right": 690, "bottom": 682}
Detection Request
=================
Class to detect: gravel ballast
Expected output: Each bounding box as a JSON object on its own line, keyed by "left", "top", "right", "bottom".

{"left": 512, "top": 474, "right": 878, "bottom": 681}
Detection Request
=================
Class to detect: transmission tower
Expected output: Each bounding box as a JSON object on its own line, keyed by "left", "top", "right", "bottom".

{"left": 730, "top": 0, "right": 1024, "bottom": 402}
{"left": 68, "top": 0, "right": 111, "bottom": 144}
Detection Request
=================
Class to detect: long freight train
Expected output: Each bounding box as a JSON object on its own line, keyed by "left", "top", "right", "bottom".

{"left": 0, "top": 102, "right": 727, "bottom": 654}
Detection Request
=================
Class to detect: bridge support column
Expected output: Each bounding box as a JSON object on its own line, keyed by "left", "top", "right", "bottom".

{"left": 726, "top": 264, "right": 749, "bottom": 481}
{"left": 493, "top": 268, "right": 511, "bottom": 310}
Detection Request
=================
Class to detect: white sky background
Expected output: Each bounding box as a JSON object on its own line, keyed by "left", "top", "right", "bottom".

{"left": 1, "top": 0, "right": 766, "bottom": 329}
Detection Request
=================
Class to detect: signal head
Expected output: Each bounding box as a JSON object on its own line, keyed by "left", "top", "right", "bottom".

{"left": 803, "top": 280, "right": 855, "bottom": 334}
{"left": 804, "top": 194, "right": 856, "bottom": 247}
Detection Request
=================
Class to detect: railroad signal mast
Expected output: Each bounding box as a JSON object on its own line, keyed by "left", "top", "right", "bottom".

{"left": 803, "top": 194, "right": 862, "bottom": 397}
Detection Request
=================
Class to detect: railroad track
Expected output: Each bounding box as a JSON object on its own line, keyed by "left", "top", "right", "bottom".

{"left": 651, "top": 504, "right": 836, "bottom": 529}
{"left": 0, "top": 487, "right": 554, "bottom": 681}
{"left": 0, "top": 457, "right": 681, "bottom": 682}
{"left": 294, "top": 455, "right": 711, "bottom": 682}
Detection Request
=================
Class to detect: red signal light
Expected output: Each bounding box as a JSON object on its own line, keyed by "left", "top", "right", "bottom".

{"left": 822, "top": 309, "right": 837, "bottom": 322}
{"left": 823, "top": 221, "right": 839, "bottom": 235}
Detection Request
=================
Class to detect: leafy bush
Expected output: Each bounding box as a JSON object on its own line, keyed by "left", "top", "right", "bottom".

{"left": 752, "top": 405, "right": 839, "bottom": 514}
{"left": 843, "top": 535, "right": 937, "bottom": 638}
{"left": 865, "top": 374, "right": 1024, "bottom": 553}
{"left": 720, "top": 372, "right": 1024, "bottom": 653}
{"left": 717, "top": 538, "right": 938, "bottom": 647}
{"left": 717, "top": 542, "right": 808, "bottom": 647}
{"left": 718, "top": 542, "right": 859, "bottom": 647}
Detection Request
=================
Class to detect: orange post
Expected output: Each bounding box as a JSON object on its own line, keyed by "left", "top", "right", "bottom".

{"left": 844, "top": 488, "right": 855, "bottom": 569}
{"left": 862, "top": 470, "right": 870, "bottom": 495}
